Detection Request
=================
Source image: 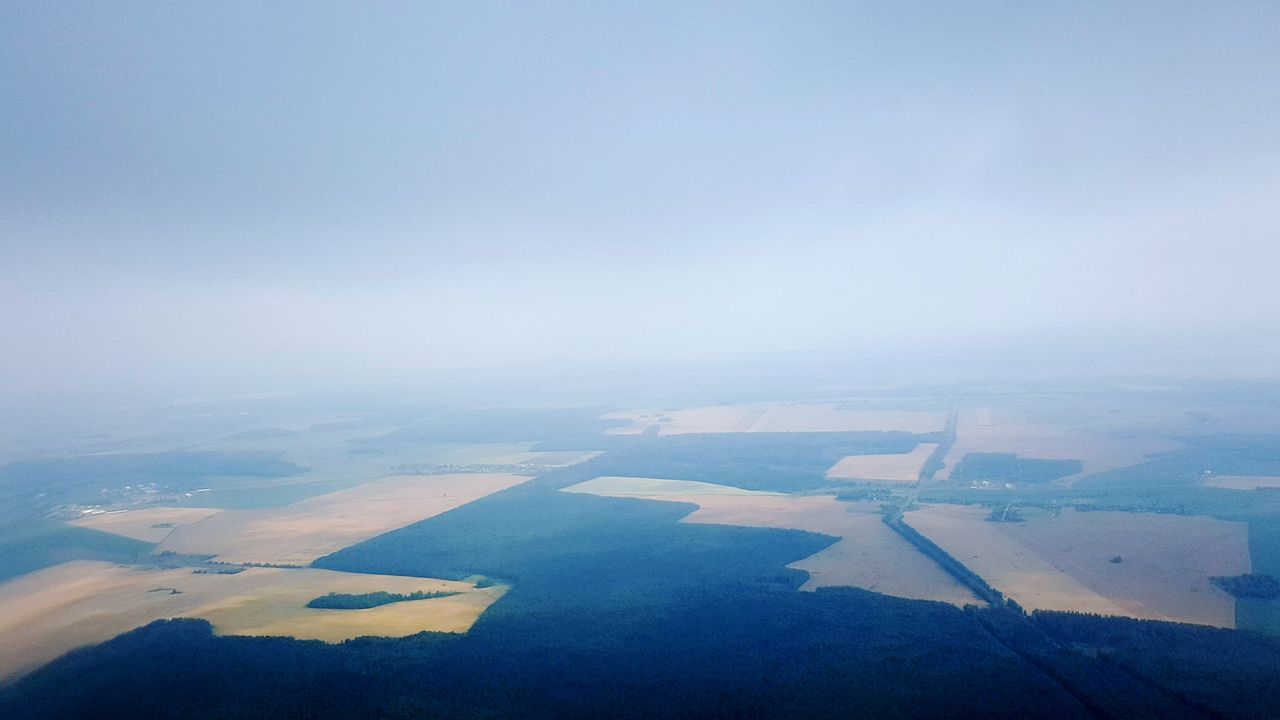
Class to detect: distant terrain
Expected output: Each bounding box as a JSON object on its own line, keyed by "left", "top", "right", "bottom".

{"left": 2, "top": 383, "right": 1280, "bottom": 718}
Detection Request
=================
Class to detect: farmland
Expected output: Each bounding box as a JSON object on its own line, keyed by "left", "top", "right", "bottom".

{"left": 826, "top": 443, "right": 937, "bottom": 483}
{"left": 602, "top": 403, "right": 947, "bottom": 435}
{"left": 2, "top": 390, "right": 1280, "bottom": 718}
{"left": 413, "top": 442, "right": 599, "bottom": 467}
{"left": 70, "top": 506, "right": 223, "bottom": 543}
{"left": 0, "top": 469, "right": 532, "bottom": 682}
{"left": 905, "top": 504, "right": 1248, "bottom": 626}
{"left": 157, "top": 473, "right": 531, "bottom": 565}
{"left": 5, "top": 5, "right": 1280, "bottom": 713}
{"left": 936, "top": 406, "right": 1179, "bottom": 484}
{"left": 564, "top": 476, "right": 979, "bottom": 606}
{"left": 0, "top": 560, "right": 504, "bottom": 682}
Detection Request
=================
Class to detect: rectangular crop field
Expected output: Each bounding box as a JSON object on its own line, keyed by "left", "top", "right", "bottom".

{"left": 826, "top": 444, "right": 937, "bottom": 483}
{"left": 905, "top": 504, "right": 1248, "bottom": 626}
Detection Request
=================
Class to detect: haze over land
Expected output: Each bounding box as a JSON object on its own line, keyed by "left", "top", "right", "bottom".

{"left": 3, "top": 4, "right": 1280, "bottom": 719}
{"left": 2, "top": 1, "right": 1279, "bottom": 407}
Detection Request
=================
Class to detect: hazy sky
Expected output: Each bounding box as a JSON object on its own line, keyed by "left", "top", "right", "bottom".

{"left": 3, "top": 2, "right": 1278, "bottom": 398}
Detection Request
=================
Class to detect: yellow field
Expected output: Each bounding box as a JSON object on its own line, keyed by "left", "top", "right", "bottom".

{"left": 905, "top": 504, "right": 1248, "bottom": 627}
{"left": 937, "top": 407, "right": 1180, "bottom": 483}
{"left": 826, "top": 444, "right": 937, "bottom": 483}
{"left": 70, "top": 506, "right": 222, "bottom": 543}
{"left": 2, "top": 472, "right": 531, "bottom": 681}
{"left": 0, "top": 561, "right": 506, "bottom": 682}
{"left": 1202, "top": 475, "right": 1280, "bottom": 490}
{"left": 602, "top": 404, "right": 947, "bottom": 436}
{"left": 563, "top": 477, "right": 979, "bottom": 607}
{"left": 157, "top": 473, "right": 530, "bottom": 565}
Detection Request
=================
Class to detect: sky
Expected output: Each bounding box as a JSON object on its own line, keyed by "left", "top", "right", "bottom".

{"left": 2, "top": 2, "right": 1278, "bottom": 400}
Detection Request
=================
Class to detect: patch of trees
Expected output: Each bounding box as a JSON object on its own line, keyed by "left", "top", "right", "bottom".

{"left": 531, "top": 430, "right": 930, "bottom": 493}
{"left": 1075, "top": 435, "right": 1280, "bottom": 489}
{"left": 0, "top": 523, "right": 152, "bottom": 583}
{"left": 205, "top": 559, "right": 299, "bottom": 569}
{"left": 951, "top": 453, "right": 1083, "bottom": 484}
{"left": 0, "top": 451, "right": 308, "bottom": 528}
{"left": 307, "top": 590, "right": 459, "bottom": 610}
{"left": 918, "top": 410, "right": 957, "bottom": 481}
{"left": 0, "top": 593, "right": 1090, "bottom": 720}
{"left": 835, "top": 487, "right": 895, "bottom": 502}
{"left": 967, "top": 606, "right": 1205, "bottom": 720}
{"left": 985, "top": 504, "right": 1024, "bottom": 522}
{"left": 1212, "top": 573, "right": 1280, "bottom": 600}
{"left": 6, "top": 477, "right": 1280, "bottom": 719}
{"left": 154, "top": 551, "right": 217, "bottom": 569}
{"left": 0, "top": 451, "right": 306, "bottom": 492}
{"left": 1033, "top": 610, "right": 1280, "bottom": 719}
{"left": 354, "top": 407, "right": 627, "bottom": 445}
{"left": 881, "top": 512, "right": 1007, "bottom": 607}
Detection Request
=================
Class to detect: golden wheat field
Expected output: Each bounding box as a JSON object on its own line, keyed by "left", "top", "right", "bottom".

{"left": 0, "top": 561, "right": 506, "bottom": 682}
{"left": 157, "top": 473, "right": 530, "bottom": 565}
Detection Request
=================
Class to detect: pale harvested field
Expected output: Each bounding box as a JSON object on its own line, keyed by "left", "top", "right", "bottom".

{"left": 563, "top": 477, "right": 979, "bottom": 607}
{"left": 424, "top": 442, "right": 600, "bottom": 467}
{"left": 826, "top": 444, "right": 937, "bottom": 483}
{"left": 1203, "top": 475, "right": 1280, "bottom": 491}
{"left": 564, "top": 476, "right": 784, "bottom": 498}
{"left": 1001, "top": 509, "right": 1248, "bottom": 626}
{"left": 0, "top": 561, "right": 506, "bottom": 682}
{"left": 937, "top": 407, "right": 1180, "bottom": 483}
{"left": 603, "top": 404, "right": 947, "bottom": 436}
{"left": 69, "top": 506, "right": 222, "bottom": 543}
{"left": 158, "top": 473, "right": 530, "bottom": 565}
{"left": 905, "top": 504, "right": 1248, "bottom": 627}
{"left": 907, "top": 505, "right": 1143, "bottom": 617}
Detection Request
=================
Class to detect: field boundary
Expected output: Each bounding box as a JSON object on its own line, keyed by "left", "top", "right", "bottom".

{"left": 918, "top": 410, "right": 958, "bottom": 482}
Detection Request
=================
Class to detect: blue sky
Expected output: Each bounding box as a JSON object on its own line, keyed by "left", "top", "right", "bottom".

{"left": 2, "top": 2, "right": 1278, "bottom": 396}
